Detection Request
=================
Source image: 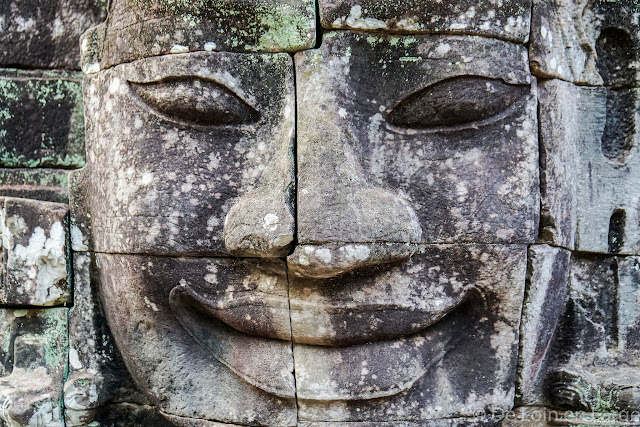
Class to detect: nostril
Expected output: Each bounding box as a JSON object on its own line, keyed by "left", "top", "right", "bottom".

{"left": 223, "top": 191, "right": 295, "bottom": 258}
{"left": 287, "top": 242, "right": 417, "bottom": 279}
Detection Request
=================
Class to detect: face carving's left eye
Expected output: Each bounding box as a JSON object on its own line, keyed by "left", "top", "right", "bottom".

{"left": 388, "top": 76, "right": 529, "bottom": 129}
{"left": 130, "top": 76, "right": 260, "bottom": 126}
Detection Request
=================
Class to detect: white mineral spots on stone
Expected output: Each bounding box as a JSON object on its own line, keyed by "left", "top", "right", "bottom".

{"left": 436, "top": 43, "right": 451, "bottom": 56}
{"left": 205, "top": 264, "right": 218, "bottom": 284}
{"left": 14, "top": 16, "right": 35, "bottom": 32}
{"left": 170, "top": 44, "right": 189, "bottom": 54}
{"left": 344, "top": 244, "right": 370, "bottom": 261}
{"left": 69, "top": 349, "right": 83, "bottom": 370}
{"left": 27, "top": 399, "right": 62, "bottom": 427}
{"left": 315, "top": 248, "right": 332, "bottom": 263}
{"left": 263, "top": 213, "right": 279, "bottom": 232}
{"left": 143, "top": 296, "right": 159, "bottom": 312}
{"left": 204, "top": 42, "right": 216, "bottom": 51}
{"left": 12, "top": 222, "right": 66, "bottom": 305}
{"left": 298, "top": 254, "right": 310, "bottom": 266}
{"left": 334, "top": 5, "right": 387, "bottom": 30}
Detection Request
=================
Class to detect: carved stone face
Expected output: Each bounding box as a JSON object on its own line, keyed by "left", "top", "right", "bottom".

{"left": 74, "top": 30, "right": 539, "bottom": 426}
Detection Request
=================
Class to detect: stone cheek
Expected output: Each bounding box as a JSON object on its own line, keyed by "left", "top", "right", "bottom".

{"left": 0, "top": 197, "right": 71, "bottom": 307}
{"left": 72, "top": 51, "right": 295, "bottom": 257}
{"left": 94, "top": 254, "right": 297, "bottom": 426}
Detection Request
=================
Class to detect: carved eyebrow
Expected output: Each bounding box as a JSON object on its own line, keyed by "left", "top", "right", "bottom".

{"left": 130, "top": 76, "right": 260, "bottom": 126}
{"left": 387, "top": 76, "right": 529, "bottom": 129}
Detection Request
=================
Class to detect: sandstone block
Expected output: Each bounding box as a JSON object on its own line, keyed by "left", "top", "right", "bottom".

{"left": 320, "top": 0, "right": 532, "bottom": 42}
{"left": 0, "top": 308, "right": 68, "bottom": 427}
{"left": 0, "top": 0, "right": 106, "bottom": 69}
{"left": 0, "top": 69, "right": 84, "bottom": 169}
{"left": 0, "top": 197, "right": 70, "bottom": 306}
{"left": 81, "top": 0, "right": 316, "bottom": 73}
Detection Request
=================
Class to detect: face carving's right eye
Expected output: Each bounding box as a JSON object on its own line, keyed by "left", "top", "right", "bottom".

{"left": 388, "top": 76, "right": 529, "bottom": 129}
{"left": 130, "top": 76, "right": 260, "bottom": 126}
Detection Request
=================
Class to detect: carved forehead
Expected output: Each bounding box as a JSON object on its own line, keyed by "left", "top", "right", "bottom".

{"left": 298, "top": 32, "right": 531, "bottom": 86}
{"left": 320, "top": 0, "right": 532, "bottom": 42}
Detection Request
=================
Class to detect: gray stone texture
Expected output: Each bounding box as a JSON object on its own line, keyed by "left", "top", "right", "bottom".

{"left": 539, "top": 79, "right": 640, "bottom": 254}
{"left": 295, "top": 32, "right": 539, "bottom": 247}
{"left": 0, "top": 197, "right": 70, "bottom": 307}
{"left": 0, "top": 69, "right": 84, "bottom": 169}
{"left": 530, "top": 0, "right": 640, "bottom": 86}
{"left": 80, "top": 0, "right": 316, "bottom": 73}
{"left": 64, "top": 252, "right": 153, "bottom": 426}
{"left": 0, "top": 169, "right": 69, "bottom": 204}
{"left": 517, "top": 245, "right": 570, "bottom": 404}
{"left": 520, "top": 252, "right": 640, "bottom": 415}
{"left": 71, "top": 51, "right": 295, "bottom": 257}
{"left": 0, "top": 0, "right": 106, "bottom": 69}
{"left": 0, "top": 308, "right": 68, "bottom": 427}
{"left": 320, "top": 0, "right": 532, "bottom": 43}
{"left": 292, "top": 244, "right": 527, "bottom": 422}
{"left": 95, "top": 254, "right": 297, "bottom": 426}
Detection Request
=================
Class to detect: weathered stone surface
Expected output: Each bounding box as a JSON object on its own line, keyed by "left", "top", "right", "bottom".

{"left": 64, "top": 252, "right": 150, "bottom": 426}
{"left": 71, "top": 51, "right": 295, "bottom": 257}
{"left": 530, "top": 0, "right": 640, "bottom": 86}
{"left": 517, "top": 245, "right": 570, "bottom": 403}
{"left": 295, "top": 32, "right": 539, "bottom": 247}
{"left": 522, "top": 253, "right": 640, "bottom": 414}
{"left": 539, "top": 79, "right": 640, "bottom": 254}
{"left": 320, "top": 0, "right": 532, "bottom": 42}
{"left": 0, "top": 197, "right": 70, "bottom": 306}
{"left": 95, "top": 253, "right": 296, "bottom": 425}
{"left": 291, "top": 244, "right": 526, "bottom": 422}
{"left": 0, "top": 0, "right": 106, "bottom": 69}
{"left": 300, "top": 419, "right": 503, "bottom": 427}
{"left": 81, "top": 0, "right": 316, "bottom": 73}
{"left": 0, "top": 169, "right": 69, "bottom": 204}
{"left": 0, "top": 70, "right": 84, "bottom": 168}
{"left": 0, "top": 308, "right": 68, "bottom": 427}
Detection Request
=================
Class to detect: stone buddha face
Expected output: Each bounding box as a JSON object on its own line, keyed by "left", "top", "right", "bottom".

{"left": 72, "top": 7, "right": 539, "bottom": 425}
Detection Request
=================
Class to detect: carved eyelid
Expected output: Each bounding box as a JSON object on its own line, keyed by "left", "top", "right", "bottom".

{"left": 129, "top": 76, "right": 260, "bottom": 126}
{"left": 387, "top": 76, "right": 530, "bottom": 130}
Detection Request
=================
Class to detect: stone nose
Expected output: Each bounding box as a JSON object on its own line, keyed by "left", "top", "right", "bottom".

{"left": 291, "top": 128, "right": 423, "bottom": 279}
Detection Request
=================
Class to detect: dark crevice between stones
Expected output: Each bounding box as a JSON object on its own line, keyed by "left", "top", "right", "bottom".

{"left": 601, "top": 90, "right": 635, "bottom": 165}
{"left": 596, "top": 27, "right": 636, "bottom": 89}
{"left": 608, "top": 209, "right": 626, "bottom": 254}
{"left": 285, "top": 267, "right": 299, "bottom": 426}
{"left": 606, "top": 258, "right": 620, "bottom": 351}
{"left": 314, "top": 0, "right": 323, "bottom": 49}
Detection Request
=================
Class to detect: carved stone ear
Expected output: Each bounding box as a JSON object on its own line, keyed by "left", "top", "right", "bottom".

{"left": 388, "top": 76, "right": 529, "bottom": 129}
{"left": 130, "top": 77, "right": 260, "bottom": 126}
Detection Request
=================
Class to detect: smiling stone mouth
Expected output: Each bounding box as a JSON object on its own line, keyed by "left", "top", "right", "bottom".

{"left": 169, "top": 278, "right": 477, "bottom": 401}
